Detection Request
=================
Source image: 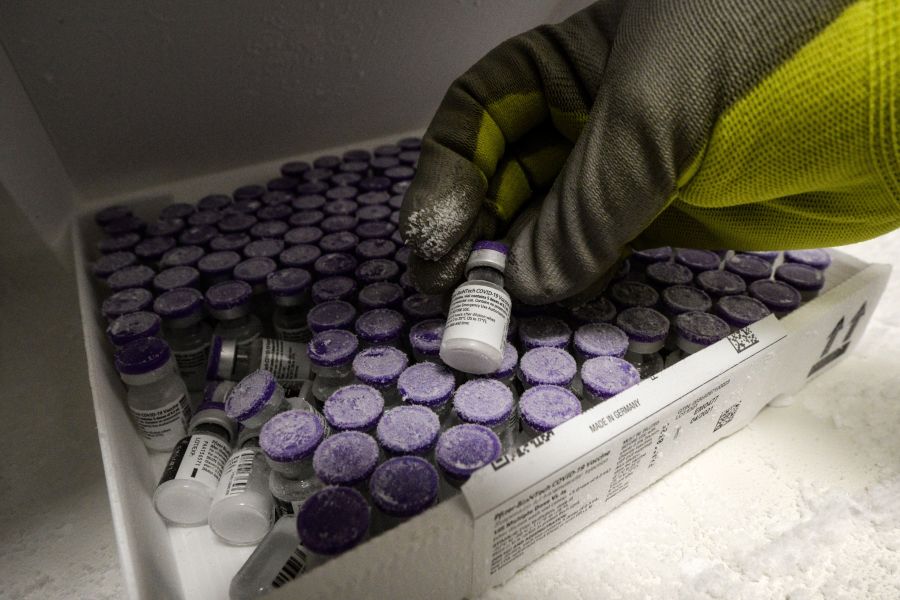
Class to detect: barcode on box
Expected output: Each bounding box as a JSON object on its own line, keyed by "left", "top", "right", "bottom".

{"left": 713, "top": 403, "right": 741, "bottom": 432}
{"left": 728, "top": 327, "right": 760, "bottom": 353}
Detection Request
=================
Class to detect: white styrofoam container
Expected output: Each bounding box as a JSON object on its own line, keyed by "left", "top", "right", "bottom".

{"left": 72, "top": 153, "right": 891, "bottom": 599}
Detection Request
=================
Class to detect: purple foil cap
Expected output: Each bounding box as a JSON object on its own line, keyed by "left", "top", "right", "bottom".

{"left": 580, "top": 357, "right": 641, "bottom": 399}
{"left": 289, "top": 210, "right": 325, "bottom": 227}
{"left": 304, "top": 167, "right": 334, "bottom": 182}
{"left": 179, "top": 225, "right": 218, "bottom": 247}
{"left": 725, "top": 253, "right": 773, "bottom": 281}
{"left": 332, "top": 172, "right": 363, "bottom": 187}
{"left": 358, "top": 282, "right": 404, "bottom": 311}
{"left": 324, "top": 384, "right": 385, "bottom": 432}
{"left": 388, "top": 194, "right": 404, "bottom": 210}
{"left": 307, "top": 300, "right": 357, "bottom": 333}
{"left": 285, "top": 226, "right": 324, "bottom": 246}
{"left": 397, "top": 137, "right": 421, "bottom": 150}
{"left": 160, "top": 202, "right": 195, "bottom": 221}
{"left": 609, "top": 281, "right": 660, "bottom": 309}
{"left": 225, "top": 370, "right": 277, "bottom": 422}
{"left": 775, "top": 263, "right": 825, "bottom": 291}
{"left": 375, "top": 406, "right": 440, "bottom": 456}
{"left": 472, "top": 240, "right": 509, "bottom": 254}
{"left": 145, "top": 219, "right": 185, "bottom": 239}
{"left": 355, "top": 259, "right": 400, "bottom": 284}
{"left": 355, "top": 308, "right": 406, "bottom": 342}
{"left": 519, "top": 385, "right": 582, "bottom": 432}
{"left": 661, "top": 285, "right": 713, "bottom": 315}
{"left": 569, "top": 297, "right": 617, "bottom": 325}
{"left": 615, "top": 307, "right": 670, "bottom": 343}
{"left": 250, "top": 220, "right": 289, "bottom": 241}
{"left": 369, "top": 456, "right": 438, "bottom": 519}
{"left": 233, "top": 185, "right": 266, "bottom": 201}
{"left": 674, "top": 311, "right": 731, "bottom": 347}
{"left": 518, "top": 347, "right": 577, "bottom": 387}
{"left": 197, "top": 250, "right": 241, "bottom": 276}
{"left": 748, "top": 279, "right": 802, "bottom": 313}
{"left": 295, "top": 181, "right": 328, "bottom": 195}
{"left": 308, "top": 329, "right": 359, "bottom": 367}
{"left": 313, "top": 432, "right": 380, "bottom": 486}
{"left": 107, "top": 265, "right": 156, "bottom": 291}
{"left": 343, "top": 148, "right": 372, "bottom": 162}
{"left": 107, "top": 311, "right": 161, "bottom": 346}
{"left": 409, "top": 319, "right": 444, "bottom": 356}
{"left": 297, "top": 487, "right": 370, "bottom": 555}
{"left": 674, "top": 248, "right": 721, "bottom": 273}
{"left": 319, "top": 231, "right": 359, "bottom": 254}
{"left": 403, "top": 294, "right": 444, "bottom": 321}
{"left": 267, "top": 177, "right": 299, "bottom": 193}
{"left": 98, "top": 233, "right": 141, "bottom": 254}
{"left": 696, "top": 270, "right": 747, "bottom": 297}
{"left": 261, "top": 191, "right": 293, "bottom": 206}
{"left": 394, "top": 246, "right": 411, "bottom": 268}
{"left": 384, "top": 166, "right": 415, "bottom": 182}
{"left": 355, "top": 221, "right": 396, "bottom": 240}
{"left": 280, "top": 161, "right": 310, "bottom": 178}
{"left": 218, "top": 213, "right": 257, "bottom": 234}
{"left": 205, "top": 280, "right": 252, "bottom": 310}
{"left": 92, "top": 251, "right": 138, "bottom": 278}
{"left": 292, "top": 194, "right": 326, "bottom": 211}
{"left": 784, "top": 249, "right": 831, "bottom": 270}
{"left": 188, "top": 210, "right": 223, "bottom": 227}
{"left": 715, "top": 295, "right": 772, "bottom": 328}
{"left": 314, "top": 252, "right": 357, "bottom": 278}
{"left": 519, "top": 317, "right": 572, "bottom": 350}
{"left": 160, "top": 245, "right": 205, "bottom": 269}
{"left": 435, "top": 425, "right": 501, "bottom": 479}
{"left": 209, "top": 233, "right": 251, "bottom": 253}
{"left": 398, "top": 150, "right": 420, "bottom": 166}
{"left": 311, "top": 276, "right": 357, "bottom": 304}
{"left": 359, "top": 176, "right": 391, "bottom": 192}
{"left": 153, "top": 266, "right": 200, "bottom": 292}
{"left": 103, "top": 215, "right": 146, "bottom": 236}
{"left": 95, "top": 204, "right": 132, "bottom": 226}
{"left": 490, "top": 342, "right": 519, "bottom": 379}
{"left": 370, "top": 156, "right": 400, "bottom": 174}
{"left": 325, "top": 187, "right": 359, "bottom": 203}
{"left": 313, "top": 155, "right": 341, "bottom": 170}
{"left": 254, "top": 205, "right": 291, "bottom": 225}
{"left": 453, "top": 379, "right": 514, "bottom": 427}
{"left": 198, "top": 194, "right": 233, "bottom": 212}
{"left": 320, "top": 215, "right": 358, "bottom": 233}
{"left": 230, "top": 198, "right": 262, "bottom": 215}
{"left": 102, "top": 288, "right": 154, "bottom": 320}
{"left": 356, "top": 191, "right": 391, "bottom": 206}
{"left": 114, "top": 337, "right": 172, "bottom": 375}
{"left": 356, "top": 204, "right": 391, "bottom": 222}
{"left": 233, "top": 257, "right": 277, "bottom": 285}
{"left": 353, "top": 346, "right": 409, "bottom": 386}
{"left": 356, "top": 239, "right": 397, "bottom": 261}
{"left": 154, "top": 287, "right": 204, "bottom": 319}
{"left": 397, "top": 362, "right": 456, "bottom": 408}
{"left": 243, "top": 239, "right": 284, "bottom": 259}
{"left": 280, "top": 244, "right": 322, "bottom": 269}
{"left": 267, "top": 268, "right": 312, "bottom": 297}
{"left": 646, "top": 262, "right": 694, "bottom": 288}
{"left": 374, "top": 144, "right": 402, "bottom": 157}
{"left": 574, "top": 323, "right": 629, "bottom": 359}
{"left": 260, "top": 410, "right": 324, "bottom": 462}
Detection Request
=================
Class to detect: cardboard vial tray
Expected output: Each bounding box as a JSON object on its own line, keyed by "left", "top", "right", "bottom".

{"left": 73, "top": 178, "right": 891, "bottom": 600}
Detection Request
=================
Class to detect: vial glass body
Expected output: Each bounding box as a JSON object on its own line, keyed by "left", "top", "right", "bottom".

{"left": 162, "top": 316, "right": 213, "bottom": 393}
{"left": 229, "top": 515, "right": 309, "bottom": 599}
{"left": 214, "top": 313, "right": 264, "bottom": 350}
{"left": 123, "top": 359, "right": 193, "bottom": 452}
{"left": 208, "top": 445, "right": 275, "bottom": 546}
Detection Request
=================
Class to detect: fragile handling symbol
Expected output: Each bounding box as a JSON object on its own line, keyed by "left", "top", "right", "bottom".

{"left": 807, "top": 302, "right": 866, "bottom": 377}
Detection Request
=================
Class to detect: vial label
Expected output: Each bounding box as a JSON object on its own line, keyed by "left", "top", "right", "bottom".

{"left": 213, "top": 449, "right": 257, "bottom": 502}
{"left": 130, "top": 394, "right": 192, "bottom": 448}
{"left": 173, "top": 344, "right": 210, "bottom": 380}
{"left": 443, "top": 282, "right": 511, "bottom": 351}
{"left": 169, "top": 433, "right": 232, "bottom": 490}
{"left": 260, "top": 338, "right": 311, "bottom": 382}
{"left": 275, "top": 324, "right": 312, "bottom": 343}
{"left": 157, "top": 436, "right": 192, "bottom": 487}
{"left": 272, "top": 545, "right": 309, "bottom": 588}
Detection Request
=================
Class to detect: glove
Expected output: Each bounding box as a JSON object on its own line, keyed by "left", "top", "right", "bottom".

{"left": 400, "top": 0, "right": 900, "bottom": 304}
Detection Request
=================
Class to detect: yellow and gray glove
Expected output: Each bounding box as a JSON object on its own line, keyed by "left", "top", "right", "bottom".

{"left": 400, "top": 0, "right": 899, "bottom": 304}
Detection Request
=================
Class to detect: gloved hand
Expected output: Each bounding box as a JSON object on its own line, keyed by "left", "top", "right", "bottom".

{"left": 400, "top": 0, "right": 899, "bottom": 304}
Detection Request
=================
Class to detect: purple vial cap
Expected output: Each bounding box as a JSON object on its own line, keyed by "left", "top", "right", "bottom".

{"left": 295, "top": 181, "right": 328, "bottom": 196}
{"left": 490, "top": 342, "right": 519, "bottom": 379}
{"left": 631, "top": 247, "right": 672, "bottom": 265}
{"left": 233, "top": 257, "right": 277, "bottom": 285}
{"left": 397, "top": 137, "right": 421, "bottom": 150}
{"left": 145, "top": 219, "right": 185, "bottom": 239}
{"left": 355, "top": 259, "right": 400, "bottom": 284}
{"left": 95, "top": 204, "right": 132, "bottom": 226}
{"left": 102, "top": 288, "right": 154, "bottom": 319}
{"left": 398, "top": 150, "right": 420, "bottom": 166}
{"left": 353, "top": 346, "right": 409, "bottom": 386}
{"left": 205, "top": 280, "right": 252, "bottom": 310}
{"left": 255, "top": 205, "right": 292, "bottom": 224}
{"left": 218, "top": 213, "right": 257, "bottom": 234}
{"left": 370, "top": 156, "right": 400, "bottom": 173}
{"left": 154, "top": 287, "right": 204, "bottom": 319}
{"left": 384, "top": 166, "right": 415, "bottom": 182}
{"left": 106, "top": 311, "right": 161, "bottom": 346}
{"left": 661, "top": 285, "right": 713, "bottom": 315}
{"left": 408, "top": 319, "right": 444, "bottom": 356}
{"left": 197, "top": 250, "right": 241, "bottom": 276}
{"left": 230, "top": 198, "right": 262, "bottom": 215}
{"left": 179, "top": 225, "right": 218, "bottom": 246}
{"left": 358, "top": 282, "right": 404, "bottom": 311}
{"left": 518, "top": 347, "right": 577, "bottom": 387}
{"left": 114, "top": 337, "right": 171, "bottom": 375}
{"left": 209, "top": 232, "right": 251, "bottom": 253}
{"left": 261, "top": 191, "right": 294, "bottom": 208}
{"left": 289, "top": 210, "right": 325, "bottom": 228}
{"left": 375, "top": 406, "right": 440, "bottom": 456}
{"left": 250, "top": 220, "right": 289, "bottom": 241}
{"left": 397, "top": 362, "right": 456, "bottom": 408}
{"left": 343, "top": 148, "right": 372, "bottom": 162}
{"left": 356, "top": 238, "right": 397, "bottom": 261}
{"left": 519, "top": 317, "right": 572, "bottom": 350}
{"left": 303, "top": 167, "right": 334, "bottom": 182}
{"left": 260, "top": 410, "right": 324, "bottom": 462}
{"left": 674, "top": 311, "right": 731, "bottom": 346}
{"left": 266, "top": 268, "right": 312, "bottom": 297}
{"left": 646, "top": 262, "right": 694, "bottom": 287}
{"left": 696, "top": 270, "right": 747, "bottom": 297}
{"left": 313, "top": 432, "right": 380, "bottom": 486}
{"left": 725, "top": 253, "right": 773, "bottom": 281}
{"left": 674, "top": 248, "right": 721, "bottom": 273}
{"left": 308, "top": 329, "right": 359, "bottom": 367}
{"left": 374, "top": 144, "right": 402, "bottom": 157}
{"left": 92, "top": 251, "right": 138, "bottom": 278}
{"left": 153, "top": 266, "right": 200, "bottom": 292}
{"left": 311, "top": 276, "right": 357, "bottom": 304}
{"left": 574, "top": 323, "right": 629, "bottom": 359}
{"left": 280, "top": 244, "right": 322, "bottom": 269}
{"left": 569, "top": 297, "right": 617, "bottom": 325}
{"left": 103, "top": 215, "right": 146, "bottom": 236}
{"left": 402, "top": 294, "right": 444, "bottom": 321}
{"left": 615, "top": 307, "right": 670, "bottom": 343}
{"left": 325, "top": 187, "right": 359, "bottom": 203}
{"left": 285, "top": 226, "right": 323, "bottom": 246}
{"left": 292, "top": 194, "right": 326, "bottom": 211}
{"left": 297, "top": 487, "right": 370, "bottom": 556}
{"left": 394, "top": 246, "right": 411, "bottom": 268}
{"left": 519, "top": 385, "right": 582, "bottom": 432}
{"left": 748, "top": 279, "right": 802, "bottom": 312}
{"left": 331, "top": 172, "right": 363, "bottom": 187}
{"left": 784, "top": 249, "right": 831, "bottom": 270}
{"left": 134, "top": 236, "right": 176, "bottom": 260}
{"left": 356, "top": 191, "right": 391, "bottom": 206}
{"left": 744, "top": 250, "right": 781, "bottom": 262}
{"left": 266, "top": 176, "right": 299, "bottom": 193}
{"left": 107, "top": 265, "right": 156, "bottom": 291}
{"left": 324, "top": 384, "right": 385, "bottom": 432}
{"left": 314, "top": 252, "right": 357, "bottom": 277}
{"left": 188, "top": 210, "right": 223, "bottom": 227}
{"left": 472, "top": 240, "right": 509, "bottom": 254}
{"left": 355, "top": 221, "right": 396, "bottom": 240}
{"left": 319, "top": 231, "right": 359, "bottom": 254}
{"left": 356, "top": 204, "right": 391, "bottom": 222}
{"left": 580, "top": 357, "right": 641, "bottom": 400}
{"left": 435, "top": 425, "right": 501, "bottom": 479}
{"left": 233, "top": 185, "right": 266, "bottom": 201}
{"left": 715, "top": 295, "right": 772, "bottom": 328}
{"left": 197, "top": 194, "right": 232, "bottom": 212}
{"left": 320, "top": 215, "right": 358, "bottom": 233}
{"left": 453, "top": 379, "right": 514, "bottom": 427}
{"left": 160, "top": 245, "right": 205, "bottom": 269}
{"left": 280, "top": 161, "right": 310, "bottom": 178}
{"left": 359, "top": 176, "right": 391, "bottom": 192}
{"left": 369, "top": 456, "right": 439, "bottom": 519}
{"left": 97, "top": 233, "right": 141, "bottom": 254}
{"left": 609, "top": 281, "right": 660, "bottom": 309}
{"left": 243, "top": 239, "right": 285, "bottom": 260}
{"left": 160, "top": 202, "right": 195, "bottom": 221}
{"left": 775, "top": 263, "right": 825, "bottom": 291}
{"left": 307, "top": 300, "right": 357, "bottom": 333}
{"left": 313, "top": 155, "right": 341, "bottom": 170}
{"left": 224, "top": 370, "right": 277, "bottom": 422}
{"left": 355, "top": 308, "right": 406, "bottom": 342}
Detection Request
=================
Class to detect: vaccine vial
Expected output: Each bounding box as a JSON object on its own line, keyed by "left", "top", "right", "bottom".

{"left": 279, "top": 244, "right": 322, "bottom": 271}
{"left": 205, "top": 280, "right": 264, "bottom": 350}
{"left": 244, "top": 238, "right": 285, "bottom": 260}
{"left": 209, "top": 232, "right": 252, "bottom": 254}
{"left": 319, "top": 231, "right": 359, "bottom": 254}
{"left": 748, "top": 279, "right": 802, "bottom": 317}
{"left": 135, "top": 236, "right": 177, "bottom": 267}
{"left": 260, "top": 410, "right": 326, "bottom": 511}
{"left": 775, "top": 263, "right": 825, "bottom": 301}
{"left": 233, "top": 257, "right": 278, "bottom": 331}
{"left": 645, "top": 262, "right": 694, "bottom": 289}
{"left": 307, "top": 300, "right": 358, "bottom": 334}
{"left": 580, "top": 357, "right": 640, "bottom": 406}
{"left": 311, "top": 276, "right": 358, "bottom": 305}
{"left": 313, "top": 252, "right": 358, "bottom": 278}
{"left": 518, "top": 347, "right": 577, "bottom": 390}
{"left": 296, "top": 486, "right": 370, "bottom": 570}
{"left": 615, "top": 307, "right": 670, "bottom": 379}
{"left": 356, "top": 238, "right": 396, "bottom": 261}
{"left": 312, "top": 431, "right": 380, "bottom": 491}
{"left": 208, "top": 439, "right": 276, "bottom": 546}
{"left": 354, "top": 308, "right": 406, "bottom": 348}
{"left": 97, "top": 232, "right": 141, "bottom": 255}
{"left": 439, "top": 241, "right": 512, "bottom": 374}
{"left": 229, "top": 514, "right": 307, "bottom": 599}
{"left": 153, "top": 288, "right": 213, "bottom": 394}
{"left": 572, "top": 323, "right": 629, "bottom": 363}
{"left": 92, "top": 251, "right": 138, "bottom": 282}
{"left": 451, "top": 379, "right": 517, "bottom": 450}
{"left": 568, "top": 296, "right": 617, "bottom": 326}
{"left": 518, "top": 385, "right": 582, "bottom": 440}
{"left": 674, "top": 248, "right": 721, "bottom": 273}
{"left": 290, "top": 210, "right": 325, "bottom": 228}
{"left": 660, "top": 285, "right": 713, "bottom": 317}
{"left": 375, "top": 405, "right": 441, "bottom": 458}
{"left": 695, "top": 269, "right": 747, "bottom": 298}
{"left": 197, "top": 250, "right": 242, "bottom": 287}
{"left": 267, "top": 268, "right": 314, "bottom": 343}
{"left": 724, "top": 253, "right": 773, "bottom": 282}
{"left": 188, "top": 210, "right": 223, "bottom": 229}
{"left": 368, "top": 456, "right": 439, "bottom": 534}
{"left": 397, "top": 362, "right": 456, "bottom": 421}
{"left": 485, "top": 341, "right": 519, "bottom": 394}
{"left": 179, "top": 225, "right": 219, "bottom": 248}
{"left": 114, "top": 337, "right": 193, "bottom": 451}
{"left": 352, "top": 346, "right": 409, "bottom": 406}
{"left": 207, "top": 335, "right": 312, "bottom": 392}
{"left": 107, "top": 264, "right": 156, "bottom": 292}
{"left": 665, "top": 311, "right": 732, "bottom": 366}
{"left": 224, "top": 370, "right": 289, "bottom": 429}
{"left": 160, "top": 245, "right": 205, "bottom": 269}
{"left": 355, "top": 259, "right": 401, "bottom": 285}
{"left": 153, "top": 402, "right": 237, "bottom": 525}
{"left": 434, "top": 424, "right": 501, "bottom": 500}
{"left": 357, "top": 221, "right": 398, "bottom": 241}
{"left": 284, "top": 225, "right": 324, "bottom": 247}
{"left": 152, "top": 266, "right": 201, "bottom": 294}
{"left": 307, "top": 329, "right": 359, "bottom": 408}
{"left": 409, "top": 319, "right": 445, "bottom": 364}
{"left": 608, "top": 281, "right": 659, "bottom": 310}
{"left": 106, "top": 310, "right": 161, "bottom": 349}
{"left": 323, "top": 384, "right": 385, "bottom": 434}
{"left": 714, "top": 295, "right": 772, "bottom": 331}
{"left": 357, "top": 282, "right": 404, "bottom": 312}
{"left": 784, "top": 249, "right": 831, "bottom": 271}
{"left": 518, "top": 317, "right": 572, "bottom": 351}
{"left": 402, "top": 293, "right": 445, "bottom": 324}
